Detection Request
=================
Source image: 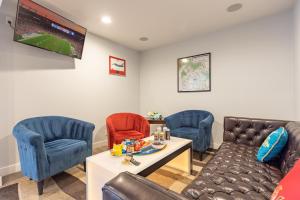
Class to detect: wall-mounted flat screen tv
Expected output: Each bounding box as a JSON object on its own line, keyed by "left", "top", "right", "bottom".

{"left": 14, "top": 0, "right": 87, "bottom": 59}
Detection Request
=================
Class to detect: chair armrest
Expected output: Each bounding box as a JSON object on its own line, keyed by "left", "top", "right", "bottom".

{"left": 13, "top": 125, "right": 44, "bottom": 147}
{"left": 137, "top": 117, "right": 150, "bottom": 137}
{"left": 103, "top": 172, "right": 188, "bottom": 200}
{"left": 199, "top": 114, "right": 214, "bottom": 129}
{"left": 13, "top": 125, "right": 48, "bottom": 181}
{"left": 165, "top": 114, "right": 181, "bottom": 130}
{"left": 196, "top": 114, "right": 214, "bottom": 152}
{"left": 106, "top": 118, "right": 119, "bottom": 149}
{"left": 106, "top": 118, "right": 116, "bottom": 134}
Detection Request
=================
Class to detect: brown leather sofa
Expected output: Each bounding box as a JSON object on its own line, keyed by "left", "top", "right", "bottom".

{"left": 102, "top": 117, "right": 300, "bottom": 200}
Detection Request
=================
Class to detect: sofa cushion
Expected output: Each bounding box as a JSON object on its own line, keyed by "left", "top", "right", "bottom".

{"left": 182, "top": 142, "right": 283, "bottom": 200}
{"left": 271, "top": 160, "right": 300, "bottom": 200}
{"left": 45, "top": 139, "right": 87, "bottom": 176}
{"left": 171, "top": 127, "right": 200, "bottom": 140}
{"left": 113, "top": 131, "right": 144, "bottom": 144}
{"left": 257, "top": 127, "right": 288, "bottom": 162}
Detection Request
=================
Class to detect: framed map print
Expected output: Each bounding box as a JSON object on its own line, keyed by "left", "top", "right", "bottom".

{"left": 177, "top": 53, "right": 211, "bottom": 92}
{"left": 109, "top": 56, "right": 126, "bottom": 76}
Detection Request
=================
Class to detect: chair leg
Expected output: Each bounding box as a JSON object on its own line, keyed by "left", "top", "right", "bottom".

{"left": 37, "top": 180, "right": 44, "bottom": 195}
{"left": 83, "top": 161, "right": 86, "bottom": 172}
{"left": 199, "top": 152, "right": 203, "bottom": 161}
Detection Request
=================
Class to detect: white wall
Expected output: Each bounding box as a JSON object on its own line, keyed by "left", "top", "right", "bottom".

{"left": 140, "top": 12, "right": 295, "bottom": 148}
{"left": 295, "top": 0, "right": 300, "bottom": 120}
{"left": 0, "top": 12, "right": 140, "bottom": 175}
{"left": 0, "top": 0, "right": 297, "bottom": 177}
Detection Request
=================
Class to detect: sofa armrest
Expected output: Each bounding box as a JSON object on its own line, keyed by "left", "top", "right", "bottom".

{"left": 223, "top": 116, "right": 288, "bottom": 147}
{"left": 103, "top": 172, "right": 188, "bottom": 200}
{"left": 280, "top": 122, "right": 300, "bottom": 175}
{"left": 13, "top": 125, "right": 49, "bottom": 181}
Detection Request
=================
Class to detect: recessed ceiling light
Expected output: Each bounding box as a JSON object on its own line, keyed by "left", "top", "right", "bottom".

{"left": 227, "top": 3, "right": 243, "bottom": 12}
{"left": 101, "top": 16, "right": 112, "bottom": 24}
{"left": 140, "top": 37, "right": 149, "bottom": 42}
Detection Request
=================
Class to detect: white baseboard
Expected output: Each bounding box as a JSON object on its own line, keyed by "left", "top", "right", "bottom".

{"left": 0, "top": 141, "right": 107, "bottom": 178}
{"left": 0, "top": 163, "right": 20, "bottom": 177}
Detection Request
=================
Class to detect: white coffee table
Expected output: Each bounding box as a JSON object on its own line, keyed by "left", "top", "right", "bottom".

{"left": 86, "top": 136, "right": 193, "bottom": 200}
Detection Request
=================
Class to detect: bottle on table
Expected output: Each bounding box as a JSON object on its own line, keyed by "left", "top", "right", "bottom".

{"left": 163, "top": 127, "right": 171, "bottom": 140}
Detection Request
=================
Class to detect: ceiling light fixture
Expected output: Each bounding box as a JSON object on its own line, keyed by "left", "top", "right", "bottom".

{"left": 101, "top": 16, "right": 112, "bottom": 24}
{"left": 227, "top": 3, "right": 243, "bottom": 12}
{"left": 139, "top": 37, "right": 149, "bottom": 42}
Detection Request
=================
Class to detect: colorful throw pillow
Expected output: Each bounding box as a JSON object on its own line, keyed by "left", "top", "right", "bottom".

{"left": 256, "top": 127, "right": 288, "bottom": 162}
{"left": 271, "top": 159, "right": 300, "bottom": 200}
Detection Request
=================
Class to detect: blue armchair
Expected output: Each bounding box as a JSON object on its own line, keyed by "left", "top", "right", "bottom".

{"left": 165, "top": 110, "right": 214, "bottom": 160}
{"left": 13, "top": 116, "right": 95, "bottom": 195}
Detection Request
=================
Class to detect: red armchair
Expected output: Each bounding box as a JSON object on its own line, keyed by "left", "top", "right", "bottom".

{"left": 106, "top": 113, "right": 150, "bottom": 149}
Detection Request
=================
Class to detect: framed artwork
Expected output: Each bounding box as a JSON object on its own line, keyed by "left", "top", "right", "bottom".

{"left": 109, "top": 56, "right": 126, "bottom": 76}
{"left": 177, "top": 53, "right": 211, "bottom": 92}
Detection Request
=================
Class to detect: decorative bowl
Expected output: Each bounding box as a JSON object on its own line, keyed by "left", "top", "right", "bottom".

{"left": 151, "top": 142, "right": 166, "bottom": 150}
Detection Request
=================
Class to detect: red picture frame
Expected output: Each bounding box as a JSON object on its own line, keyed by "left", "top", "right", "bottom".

{"left": 109, "top": 56, "right": 126, "bottom": 76}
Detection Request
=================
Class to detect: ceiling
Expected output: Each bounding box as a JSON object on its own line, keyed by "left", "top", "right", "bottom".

{"left": 1, "top": 0, "right": 296, "bottom": 51}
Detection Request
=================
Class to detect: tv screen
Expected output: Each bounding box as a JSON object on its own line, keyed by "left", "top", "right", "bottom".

{"left": 14, "top": 0, "right": 87, "bottom": 59}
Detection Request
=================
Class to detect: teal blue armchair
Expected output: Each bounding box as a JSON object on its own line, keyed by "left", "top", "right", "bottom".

{"left": 165, "top": 110, "right": 214, "bottom": 160}
{"left": 13, "top": 116, "right": 95, "bottom": 195}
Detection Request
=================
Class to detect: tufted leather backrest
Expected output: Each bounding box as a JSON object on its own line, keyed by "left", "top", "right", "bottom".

{"left": 223, "top": 117, "right": 288, "bottom": 147}
{"left": 280, "top": 122, "right": 300, "bottom": 175}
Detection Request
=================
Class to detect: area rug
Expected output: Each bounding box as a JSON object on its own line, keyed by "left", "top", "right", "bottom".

{"left": 0, "top": 183, "right": 19, "bottom": 200}
{"left": 0, "top": 148, "right": 213, "bottom": 200}
{"left": 52, "top": 171, "right": 86, "bottom": 200}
